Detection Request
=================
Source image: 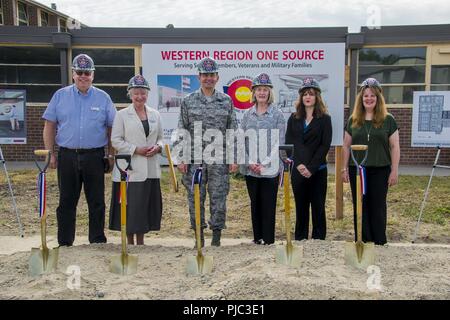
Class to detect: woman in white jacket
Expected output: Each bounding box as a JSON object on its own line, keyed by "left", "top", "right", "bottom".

{"left": 109, "top": 75, "right": 164, "bottom": 245}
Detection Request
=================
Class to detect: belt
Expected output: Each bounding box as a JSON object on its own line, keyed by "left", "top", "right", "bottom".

{"left": 60, "top": 147, "right": 104, "bottom": 154}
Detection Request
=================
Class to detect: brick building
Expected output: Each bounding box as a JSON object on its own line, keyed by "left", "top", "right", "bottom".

{"left": 0, "top": 0, "right": 83, "bottom": 30}
{"left": 0, "top": 21, "right": 449, "bottom": 164}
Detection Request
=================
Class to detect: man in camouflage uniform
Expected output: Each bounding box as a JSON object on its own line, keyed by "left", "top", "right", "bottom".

{"left": 176, "top": 57, "right": 238, "bottom": 247}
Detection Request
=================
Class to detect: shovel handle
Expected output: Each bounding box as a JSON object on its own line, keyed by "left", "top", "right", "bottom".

{"left": 120, "top": 180, "right": 127, "bottom": 255}
{"left": 278, "top": 144, "right": 294, "bottom": 152}
{"left": 356, "top": 169, "right": 363, "bottom": 243}
{"left": 34, "top": 150, "right": 51, "bottom": 157}
{"left": 279, "top": 144, "right": 294, "bottom": 166}
{"left": 349, "top": 145, "right": 368, "bottom": 244}
{"left": 40, "top": 215, "right": 48, "bottom": 250}
{"left": 350, "top": 145, "right": 369, "bottom": 167}
{"left": 165, "top": 144, "right": 179, "bottom": 192}
{"left": 34, "top": 150, "right": 51, "bottom": 173}
{"left": 350, "top": 145, "right": 368, "bottom": 151}
{"left": 115, "top": 154, "right": 132, "bottom": 178}
{"left": 283, "top": 171, "right": 293, "bottom": 246}
{"left": 194, "top": 184, "right": 202, "bottom": 256}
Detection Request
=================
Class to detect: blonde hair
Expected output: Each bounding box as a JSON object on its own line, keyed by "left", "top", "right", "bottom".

{"left": 351, "top": 87, "right": 387, "bottom": 128}
{"left": 295, "top": 88, "right": 328, "bottom": 119}
{"left": 251, "top": 86, "right": 274, "bottom": 105}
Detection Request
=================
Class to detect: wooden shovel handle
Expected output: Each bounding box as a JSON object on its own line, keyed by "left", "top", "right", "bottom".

{"left": 165, "top": 144, "right": 179, "bottom": 192}
{"left": 34, "top": 150, "right": 50, "bottom": 156}
{"left": 350, "top": 145, "right": 368, "bottom": 151}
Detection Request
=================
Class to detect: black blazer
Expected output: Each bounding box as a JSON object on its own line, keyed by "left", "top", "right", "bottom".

{"left": 285, "top": 113, "right": 332, "bottom": 175}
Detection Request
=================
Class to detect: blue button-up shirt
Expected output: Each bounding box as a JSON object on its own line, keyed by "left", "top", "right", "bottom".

{"left": 43, "top": 84, "right": 116, "bottom": 148}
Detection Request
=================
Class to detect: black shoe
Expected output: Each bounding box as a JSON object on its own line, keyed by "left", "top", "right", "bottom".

{"left": 90, "top": 238, "right": 107, "bottom": 244}
{"left": 252, "top": 239, "right": 263, "bottom": 245}
{"left": 211, "top": 230, "right": 221, "bottom": 247}
{"left": 58, "top": 243, "right": 73, "bottom": 247}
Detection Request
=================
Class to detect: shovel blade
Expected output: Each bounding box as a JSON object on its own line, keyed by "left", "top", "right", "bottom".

{"left": 344, "top": 241, "right": 375, "bottom": 270}
{"left": 110, "top": 253, "right": 138, "bottom": 275}
{"left": 275, "top": 244, "right": 303, "bottom": 267}
{"left": 186, "top": 255, "right": 213, "bottom": 275}
{"left": 29, "top": 247, "right": 59, "bottom": 276}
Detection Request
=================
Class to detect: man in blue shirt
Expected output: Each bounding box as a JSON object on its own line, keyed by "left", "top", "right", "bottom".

{"left": 42, "top": 53, "right": 116, "bottom": 246}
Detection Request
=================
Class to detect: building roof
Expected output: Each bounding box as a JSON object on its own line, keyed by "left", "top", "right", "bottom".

{"left": 24, "top": 0, "right": 88, "bottom": 27}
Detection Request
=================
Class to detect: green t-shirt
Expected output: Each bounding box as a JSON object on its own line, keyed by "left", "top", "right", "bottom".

{"left": 345, "top": 113, "right": 398, "bottom": 167}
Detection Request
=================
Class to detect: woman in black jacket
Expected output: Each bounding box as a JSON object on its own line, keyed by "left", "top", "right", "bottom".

{"left": 285, "top": 78, "right": 332, "bottom": 240}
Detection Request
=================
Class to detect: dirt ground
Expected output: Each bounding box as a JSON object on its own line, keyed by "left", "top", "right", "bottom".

{"left": 0, "top": 170, "right": 449, "bottom": 300}
{"left": 0, "top": 238, "right": 448, "bottom": 300}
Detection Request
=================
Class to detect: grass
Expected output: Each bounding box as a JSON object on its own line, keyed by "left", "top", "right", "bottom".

{"left": 0, "top": 169, "right": 449, "bottom": 243}
{"left": 387, "top": 176, "right": 450, "bottom": 225}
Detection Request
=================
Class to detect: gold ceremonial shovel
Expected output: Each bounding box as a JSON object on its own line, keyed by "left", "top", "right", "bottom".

{"left": 110, "top": 154, "right": 138, "bottom": 275}
{"left": 186, "top": 167, "right": 213, "bottom": 274}
{"left": 344, "top": 145, "right": 375, "bottom": 269}
{"left": 164, "top": 144, "right": 179, "bottom": 192}
{"left": 276, "top": 144, "right": 303, "bottom": 267}
{"left": 29, "top": 150, "right": 59, "bottom": 276}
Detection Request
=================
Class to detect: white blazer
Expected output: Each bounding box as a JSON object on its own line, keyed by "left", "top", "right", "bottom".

{"left": 111, "top": 104, "right": 163, "bottom": 182}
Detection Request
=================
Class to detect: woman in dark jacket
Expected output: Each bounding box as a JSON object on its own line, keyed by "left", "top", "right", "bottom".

{"left": 285, "top": 78, "right": 332, "bottom": 240}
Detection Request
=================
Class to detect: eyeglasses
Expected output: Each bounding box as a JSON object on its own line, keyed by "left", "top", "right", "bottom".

{"left": 75, "top": 70, "right": 92, "bottom": 76}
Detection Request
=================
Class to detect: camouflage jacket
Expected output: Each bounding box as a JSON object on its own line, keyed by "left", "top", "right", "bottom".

{"left": 175, "top": 89, "right": 237, "bottom": 164}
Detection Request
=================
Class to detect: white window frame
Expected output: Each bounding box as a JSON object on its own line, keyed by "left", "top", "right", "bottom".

{"left": 0, "top": 1, "right": 4, "bottom": 25}
{"left": 17, "top": 1, "right": 29, "bottom": 26}
{"left": 38, "top": 9, "right": 49, "bottom": 27}
{"left": 58, "top": 18, "right": 67, "bottom": 32}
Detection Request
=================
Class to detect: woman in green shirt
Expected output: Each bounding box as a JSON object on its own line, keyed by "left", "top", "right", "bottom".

{"left": 342, "top": 78, "right": 400, "bottom": 245}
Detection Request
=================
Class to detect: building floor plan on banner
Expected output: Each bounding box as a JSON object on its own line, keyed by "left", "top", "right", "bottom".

{"left": 412, "top": 91, "right": 450, "bottom": 147}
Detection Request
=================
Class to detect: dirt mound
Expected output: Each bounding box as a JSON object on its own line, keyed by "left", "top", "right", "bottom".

{"left": 0, "top": 239, "right": 448, "bottom": 300}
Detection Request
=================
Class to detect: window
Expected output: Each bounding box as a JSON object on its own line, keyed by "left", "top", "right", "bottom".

{"left": 358, "top": 47, "right": 427, "bottom": 104}
{"left": 431, "top": 65, "right": 450, "bottom": 91}
{"left": 0, "top": 47, "right": 61, "bottom": 102}
{"left": 71, "top": 48, "right": 136, "bottom": 103}
{"left": 17, "top": 2, "right": 29, "bottom": 26}
{"left": 58, "top": 18, "right": 67, "bottom": 32}
{"left": 40, "top": 11, "right": 49, "bottom": 27}
{"left": 0, "top": 1, "right": 4, "bottom": 25}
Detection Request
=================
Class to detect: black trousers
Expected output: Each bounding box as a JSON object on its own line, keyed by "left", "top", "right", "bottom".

{"left": 291, "top": 168, "right": 328, "bottom": 240}
{"left": 349, "top": 166, "right": 390, "bottom": 245}
{"left": 57, "top": 147, "right": 107, "bottom": 246}
{"left": 245, "top": 175, "right": 279, "bottom": 245}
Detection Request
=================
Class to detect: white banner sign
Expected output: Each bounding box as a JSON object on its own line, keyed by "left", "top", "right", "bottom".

{"left": 0, "top": 89, "right": 27, "bottom": 144}
{"left": 142, "top": 43, "right": 345, "bottom": 146}
{"left": 412, "top": 91, "right": 450, "bottom": 147}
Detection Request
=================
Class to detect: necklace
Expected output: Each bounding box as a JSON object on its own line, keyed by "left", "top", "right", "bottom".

{"left": 364, "top": 121, "right": 373, "bottom": 142}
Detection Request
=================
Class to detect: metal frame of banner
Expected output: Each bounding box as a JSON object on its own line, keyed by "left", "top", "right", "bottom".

{"left": 412, "top": 146, "right": 450, "bottom": 243}
{"left": 0, "top": 145, "right": 24, "bottom": 237}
